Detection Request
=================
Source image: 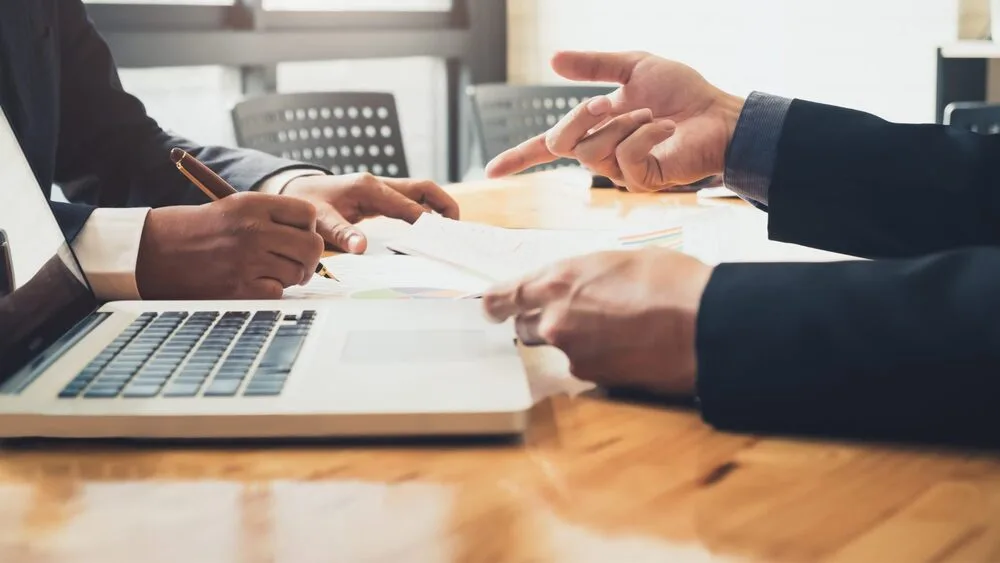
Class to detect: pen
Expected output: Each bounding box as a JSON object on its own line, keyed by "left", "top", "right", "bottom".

{"left": 170, "top": 148, "right": 337, "bottom": 281}
{"left": 0, "top": 229, "right": 13, "bottom": 297}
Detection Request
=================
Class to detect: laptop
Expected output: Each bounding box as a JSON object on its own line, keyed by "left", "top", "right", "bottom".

{"left": 0, "top": 108, "right": 531, "bottom": 440}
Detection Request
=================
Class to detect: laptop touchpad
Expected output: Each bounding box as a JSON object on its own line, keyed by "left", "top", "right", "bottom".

{"left": 341, "top": 330, "right": 503, "bottom": 363}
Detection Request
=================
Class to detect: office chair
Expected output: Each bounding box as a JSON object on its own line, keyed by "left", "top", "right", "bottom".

{"left": 467, "top": 84, "right": 616, "bottom": 177}
{"left": 232, "top": 92, "right": 409, "bottom": 178}
{"left": 943, "top": 102, "right": 1000, "bottom": 134}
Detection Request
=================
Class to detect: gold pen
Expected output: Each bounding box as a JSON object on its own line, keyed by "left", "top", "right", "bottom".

{"left": 170, "top": 148, "right": 338, "bottom": 281}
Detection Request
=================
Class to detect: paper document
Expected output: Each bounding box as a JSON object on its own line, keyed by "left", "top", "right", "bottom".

{"left": 283, "top": 254, "right": 489, "bottom": 300}
{"left": 697, "top": 186, "right": 739, "bottom": 199}
{"left": 386, "top": 214, "right": 622, "bottom": 281}
{"left": 385, "top": 214, "right": 687, "bottom": 282}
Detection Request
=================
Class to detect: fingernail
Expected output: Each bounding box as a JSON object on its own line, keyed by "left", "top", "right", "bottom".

{"left": 587, "top": 96, "right": 611, "bottom": 116}
{"left": 637, "top": 109, "right": 654, "bottom": 123}
{"left": 347, "top": 232, "right": 364, "bottom": 253}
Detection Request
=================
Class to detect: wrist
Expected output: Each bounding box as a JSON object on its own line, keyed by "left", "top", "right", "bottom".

{"left": 715, "top": 92, "right": 746, "bottom": 157}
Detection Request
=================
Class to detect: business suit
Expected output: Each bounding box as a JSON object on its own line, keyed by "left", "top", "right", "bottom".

{"left": 696, "top": 99, "right": 1000, "bottom": 446}
{"left": 0, "top": 1, "right": 308, "bottom": 242}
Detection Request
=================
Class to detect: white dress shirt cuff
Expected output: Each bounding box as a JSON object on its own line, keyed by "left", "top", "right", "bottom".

{"left": 256, "top": 168, "right": 327, "bottom": 194}
{"left": 71, "top": 207, "right": 150, "bottom": 301}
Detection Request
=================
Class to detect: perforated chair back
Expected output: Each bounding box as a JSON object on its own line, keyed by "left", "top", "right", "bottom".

{"left": 232, "top": 92, "right": 409, "bottom": 178}
{"left": 943, "top": 102, "right": 1000, "bottom": 134}
{"left": 467, "top": 84, "right": 616, "bottom": 174}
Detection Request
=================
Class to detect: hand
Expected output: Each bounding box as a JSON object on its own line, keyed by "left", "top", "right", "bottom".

{"left": 282, "top": 173, "right": 460, "bottom": 253}
{"left": 485, "top": 51, "right": 745, "bottom": 191}
{"left": 482, "top": 248, "right": 714, "bottom": 395}
{"left": 135, "top": 192, "right": 324, "bottom": 300}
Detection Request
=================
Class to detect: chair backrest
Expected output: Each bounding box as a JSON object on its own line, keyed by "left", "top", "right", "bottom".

{"left": 943, "top": 102, "right": 1000, "bottom": 134}
{"left": 467, "top": 84, "right": 616, "bottom": 174}
{"left": 232, "top": 92, "right": 409, "bottom": 178}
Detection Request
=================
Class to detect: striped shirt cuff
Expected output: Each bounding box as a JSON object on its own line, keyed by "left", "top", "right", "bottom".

{"left": 723, "top": 92, "right": 792, "bottom": 207}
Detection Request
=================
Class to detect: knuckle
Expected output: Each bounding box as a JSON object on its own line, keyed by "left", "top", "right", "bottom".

{"left": 545, "top": 132, "right": 568, "bottom": 157}
{"left": 236, "top": 217, "right": 264, "bottom": 237}
{"left": 311, "top": 233, "right": 325, "bottom": 257}
{"left": 537, "top": 312, "right": 568, "bottom": 347}
{"left": 294, "top": 199, "right": 318, "bottom": 222}
{"left": 540, "top": 269, "right": 574, "bottom": 295}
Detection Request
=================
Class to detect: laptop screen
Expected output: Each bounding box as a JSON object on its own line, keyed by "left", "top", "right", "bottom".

{"left": 0, "top": 107, "right": 98, "bottom": 385}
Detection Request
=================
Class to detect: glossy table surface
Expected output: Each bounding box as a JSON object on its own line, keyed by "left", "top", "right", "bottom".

{"left": 2, "top": 171, "right": 999, "bottom": 563}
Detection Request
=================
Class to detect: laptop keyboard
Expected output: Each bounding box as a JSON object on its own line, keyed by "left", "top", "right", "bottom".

{"left": 58, "top": 310, "right": 315, "bottom": 400}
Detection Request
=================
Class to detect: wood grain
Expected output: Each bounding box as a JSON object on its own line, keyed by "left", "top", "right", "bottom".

{"left": 1, "top": 171, "right": 998, "bottom": 563}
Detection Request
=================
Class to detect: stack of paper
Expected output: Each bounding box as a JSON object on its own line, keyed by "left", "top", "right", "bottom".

{"left": 284, "top": 213, "right": 699, "bottom": 300}
{"left": 385, "top": 214, "right": 623, "bottom": 281}
{"left": 283, "top": 254, "right": 489, "bottom": 300}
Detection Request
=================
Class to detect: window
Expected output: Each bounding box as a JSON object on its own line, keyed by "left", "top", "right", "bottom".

{"left": 81, "top": 0, "right": 504, "bottom": 182}
{"left": 263, "top": 0, "right": 451, "bottom": 10}
{"left": 85, "top": 0, "right": 232, "bottom": 4}
{"left": 118, "top": 66, "right": 242, "bottom": 147}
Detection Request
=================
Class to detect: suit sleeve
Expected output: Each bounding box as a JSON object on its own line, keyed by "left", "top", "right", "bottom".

{"left": 49, "top": 201, "right": 96, "bottom": 243}
{"left": 765, "top": 99, "right": 1000, "bottom": 259}
{"left": 52, "top": 1, "right": 323, "bottom": 208}
{"left": 696, "top": 99, "right": 1000, "bottom": 446}
{"left": 696, "top": 250, "right": 1000, "bottom": 447}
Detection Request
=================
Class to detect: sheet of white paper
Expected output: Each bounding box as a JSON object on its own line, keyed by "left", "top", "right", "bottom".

{"left": 696, "top": 186, "right": 740, "bottom": 199}
{"left": 283, "top": 254, "right": 490, "bottom": 300}
{"left": 386, "top": 214, "right": 623, "bottom": 282}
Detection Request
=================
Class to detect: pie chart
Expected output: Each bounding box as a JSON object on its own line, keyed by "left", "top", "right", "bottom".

{"left": 350, "top": 287, "right": 473, "bottom": 300}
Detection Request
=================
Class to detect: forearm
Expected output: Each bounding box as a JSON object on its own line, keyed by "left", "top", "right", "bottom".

{"left": 695, "top": 250, "right": 1000, "bottom": 446}
{"left": 767, "top": 100, "right": 1000, "bottom": 258}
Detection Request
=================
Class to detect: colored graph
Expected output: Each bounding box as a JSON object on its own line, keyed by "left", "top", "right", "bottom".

{"left": 618, "top": 227, "right": 684, "bottom": 250}
{"left": 350, "top": 287, "right": 474, "bottom": 300}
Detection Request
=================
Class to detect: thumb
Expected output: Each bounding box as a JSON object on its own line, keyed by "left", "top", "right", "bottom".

{"left": 316, "top": 207, "right": 368, "bottom": 254}
{"left": 551, "top": 51, "right": 646, "bottom": 84}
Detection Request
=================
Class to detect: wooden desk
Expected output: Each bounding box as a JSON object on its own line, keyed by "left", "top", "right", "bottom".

{"left": 2, "top": 172, "right": 999, "bottom": 563}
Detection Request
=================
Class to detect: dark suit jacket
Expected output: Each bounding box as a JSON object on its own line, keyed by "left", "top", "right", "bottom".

{"left": 0, "top": 1, "right": 311, "bottom": 242}
{"left": 696, "top": 99, "right": 1000, "bottom": 447}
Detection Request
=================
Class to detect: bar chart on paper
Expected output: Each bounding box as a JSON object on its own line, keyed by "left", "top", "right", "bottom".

{"left": 617, "top": 226, "right": 684, "bottom": 250}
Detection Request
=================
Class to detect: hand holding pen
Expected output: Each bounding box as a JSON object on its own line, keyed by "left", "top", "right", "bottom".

{"left": 170, "top": 148, "right": 337, "bottom": 281}
{"left": 132, "top": 153, "right": 327, "bottom": 300}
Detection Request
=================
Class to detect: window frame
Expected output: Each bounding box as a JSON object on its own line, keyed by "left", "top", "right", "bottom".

{"left": 86, "top": 0, "right": 507, "bottom": 181}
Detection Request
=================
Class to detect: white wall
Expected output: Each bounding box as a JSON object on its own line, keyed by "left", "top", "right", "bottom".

{"left": 509, "top": 0, "right": 959, "bottom": 123}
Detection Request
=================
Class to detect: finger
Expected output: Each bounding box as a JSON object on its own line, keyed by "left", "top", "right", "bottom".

{"left": 266, "top": 223, "right": 325, "bottom": 272}
{"left": 315, "top": 207, "right": 367, "bottom": 254}
{"left": 544, "top": 96, "right": 615, "bottom": 159}
{"left": 361, "top": 179, "right": 430, "bottom": 224}
{"left": 514, "top": 311, "right": 547, "bottom": 347}
{"left": 483, "top": 270, "right": 563, "bottom": 323}
{"left": 584, "top": 157, "right": 625, "bottom": 187}
{"left": 257, "top": 251, "right": 309, "bottom": 289}
{"left": 551, "top": 50, "right": 646, "bottom": 84}
{"left": 264, "top": 194, "right": 318, "bottom": 231}
{"left": 242, "top": 279, "right": 285, "bottom": 300}
{"left": 574, "top": 108, "right": 653, "bottom": 167}
{"left": 381, "top": 178, "right": 461, "bottom": 220}
{"left": 485, "top": 134, "right": 557, "bottom": 178}
{"left": 616, "top": 120, "right": 677, "bottom": 192}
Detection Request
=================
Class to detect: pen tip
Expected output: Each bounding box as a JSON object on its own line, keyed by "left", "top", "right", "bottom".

{"left": 170, "top": 148, "right": 186, "bottom": 164}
